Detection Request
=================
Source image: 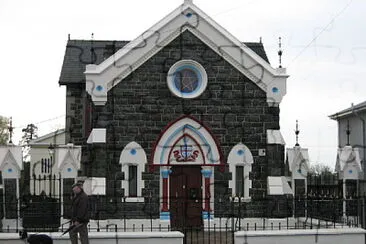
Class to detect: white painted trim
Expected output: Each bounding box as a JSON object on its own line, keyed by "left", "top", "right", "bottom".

{"left": 267, "top": 176, "right": 293, "bottom": 195}
{"left": 167, "top": 59, "right": 208, "bottom": 99}
{"left": 124, "top": 197, "right": 145, "bottom": 203}
{"left": 87, "top": 128, "right": 106, "bottom": 144}
{"left": 227, "top": 143, "right": 253, "bottom": 200}
{"left": 286, "top": 146, "right": 310, "bottom": 179}
{"left": 119, "top": 142, "right": 147, "bottom": 197}
{"left": 85, "top": 2, "right": 288, "bottom": 106}
{"left": 83, "top": 177, "right": 106, "bottom": 195}
{"left": 267, "top": 130, "right": 285, "bottom": 145}
{"left": 0, "top": 146, "right": 22, "bottom": 177}
{"left": 336, "top": 145, "right": 362, "bottom": 179}
{"left": 0, "top": 150, "right": 21, "bottom": 179}
{"left": 153, "top": 117, "right": 221, "bottom": 165}
{"left": 0, "top": 232, "right": 184, "bottom": 243}
{"left": 57, "top": 146, "right": 82, "bottom": 178}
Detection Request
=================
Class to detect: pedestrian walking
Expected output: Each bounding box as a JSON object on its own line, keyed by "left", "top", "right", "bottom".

{"left": 69, "top": 181, "right": 89, "bottom": 244}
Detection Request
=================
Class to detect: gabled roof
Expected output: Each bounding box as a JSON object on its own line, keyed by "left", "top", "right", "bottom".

{"left": 59, "top": 40, "right": 269, "bottom": 85}
{"left": 60, "top": 1, "right": 288, "bottom": 106}
{"left": 286, "top": 146, "right": 310, "bottom": 174}
{"left": 0, "top": 146, "right": 22, "bottom": 172}
{"left": 329, "top": 100, "right": 366, "bottom": 120}
{"left": 84, "top": 1, "right": 288, "bottom": 106}
{"left": 29, "top": 129, "right": 65, "bottom": 145}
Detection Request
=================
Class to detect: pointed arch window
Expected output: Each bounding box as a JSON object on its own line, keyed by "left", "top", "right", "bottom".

{"left": 228, "top": 143, "right": 253, "bottom": 201}
{"left": 120, "top": 142, "right": 147, "bottom": 202}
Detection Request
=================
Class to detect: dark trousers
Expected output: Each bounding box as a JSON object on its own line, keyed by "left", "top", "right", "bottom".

{"left": 69, "top": 223, "right": 89, "bottom": 244}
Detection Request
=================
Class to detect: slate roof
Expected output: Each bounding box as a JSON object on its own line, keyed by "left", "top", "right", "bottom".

{"left": 59, "top": 40, "right": 270, "bottom": 85}
{"left": 59, "top": 40, "right": 129, "bottom": 85}
{"left": 329, "top": 100, "right": 366, "bottom": 120}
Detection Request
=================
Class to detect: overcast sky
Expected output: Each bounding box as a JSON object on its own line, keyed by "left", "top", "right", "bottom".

{"left": 1, "top": 0, "right": 365, "bottom": 169}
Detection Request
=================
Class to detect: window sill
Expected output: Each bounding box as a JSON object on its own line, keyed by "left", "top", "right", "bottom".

{"left": 123, "top": 197, "right": 145, "bottom": 203}
{"left": 229, "top": 197, "right": 251, "bottom": 203}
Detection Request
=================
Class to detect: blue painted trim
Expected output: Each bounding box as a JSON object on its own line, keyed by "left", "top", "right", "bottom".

{"left": 202, "top": 211, "right": 214, "bottom": 220}
{"left": 201, "top": 169, "right": 212, "bottom": 178}
{"left": 161, "top": 169, "right": 172, "bottom": 178}
{"left": 160, "top": 212, "right": 170, "bottom": 220}
{"left": 160, "top": 124, "right": 214, "bottom": 164}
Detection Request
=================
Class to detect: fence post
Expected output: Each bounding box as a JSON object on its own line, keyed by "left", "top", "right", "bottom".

{"left": 364, "top": 196, "right": 366, "bottom": 228}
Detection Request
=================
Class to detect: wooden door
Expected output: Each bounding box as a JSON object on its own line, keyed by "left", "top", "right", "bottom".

{"left": 170, "top": 166, "right": 203, "bottom": 228}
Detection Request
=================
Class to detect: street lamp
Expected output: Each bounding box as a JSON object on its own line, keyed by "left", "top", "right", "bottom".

{"left": 48, "top": 144, "right": 55, "bottom": 159}
{"left": 48, "top": 143, "right": 55, "bottom": 196}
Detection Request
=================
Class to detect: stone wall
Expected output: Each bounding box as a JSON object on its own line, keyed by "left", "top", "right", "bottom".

{"left": 65, "top": 31, "right": 284, "bottom": 218}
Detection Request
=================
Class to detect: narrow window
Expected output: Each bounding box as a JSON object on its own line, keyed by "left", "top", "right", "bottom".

{"left": 41, "top": 158, "right": 45, "bottom": 173}
{"left": 128, "top": 165, "right": 138, "bottom": 197}
{"left": 236, "top": 165, "right": 244, "bottom": 197}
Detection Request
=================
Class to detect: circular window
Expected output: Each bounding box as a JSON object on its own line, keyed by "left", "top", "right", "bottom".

{"left": 167, "top": 60, "right": 207, "bottom": 98}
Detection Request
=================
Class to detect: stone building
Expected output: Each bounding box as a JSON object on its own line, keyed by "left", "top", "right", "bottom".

{"left": 58, "top": 0, "right": 289, "bottom": 227}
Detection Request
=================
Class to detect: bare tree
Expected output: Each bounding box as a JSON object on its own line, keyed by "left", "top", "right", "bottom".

{"left": 310, "top": 162, "right": 333, "bottom": 175}
{"left": 20, "top": 124, "right": 38, "bottom": 162}
{"left": 0, "top": 116, "right": 9, "bottom": 145}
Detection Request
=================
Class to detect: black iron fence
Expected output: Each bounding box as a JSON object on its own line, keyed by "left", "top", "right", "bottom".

{"left": 1, "top": 195, "right": 364, "bottom": 231}
{"left": 0, "top": 174, "right": 365, "bottom": 244}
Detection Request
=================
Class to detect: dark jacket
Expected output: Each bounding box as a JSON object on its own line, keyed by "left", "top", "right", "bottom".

{"left": 71, "top": 190, "right": 89, "bottom": 223}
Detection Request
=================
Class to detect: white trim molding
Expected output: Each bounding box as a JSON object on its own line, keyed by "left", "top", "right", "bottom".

{"left": 336, "top": 145, "right": 362, "bottom": 180}
{"left": 119, "top": 142, "right": 147, "bottom": 201}
{"left": 84, "top": 1, "right": 288, "bottom": 106}
{"left": 286, "top": 146, "right": 310, "bottom": 179}
{"left": 167, "top": 59, "right": 208, "bottom": 99}
{"left": 87, "top": 128, "right": 107, "bottom": 144}
{"left": 57, "top": 144, "right": 82, "bottom": 178}
{"left": 153, "top": 117, "right": 221, "bottom": 165}
{"left": 227, "top": 143, "right": 253, "bottom": 201}
{"left": 0, "top": 146, "right": 22, "bottom": 179}
{"left": 267, "top": 130, "right": 285, "bottom": 145}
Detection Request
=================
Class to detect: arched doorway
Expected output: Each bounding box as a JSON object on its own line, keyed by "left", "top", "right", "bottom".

{"left": 150, "top": 115, "right": 224, "bottom": 226}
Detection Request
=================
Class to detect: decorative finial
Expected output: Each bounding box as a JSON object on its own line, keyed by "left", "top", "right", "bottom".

{"left": 259, "top": 37, "right": 262, "bottom": 43}
{"left": 68, "top": 34, "right": 70, "bottom": 40}
{"left": 90, "top": 33, "right": 95, "bottom": 64}
{"left": 8, "top": 117, "right": 13, "bottom": 144}
{"left": 346, "top": 120, "right": 351, "bottom": 146}
{"left": 184, "top": 0, "right": 193, "bottom": 4}
{"left": 278, "top": 37, "right": 283, "bottom": 68}
{"left": 295, "top": 120, "right": 300, "bottom": 147}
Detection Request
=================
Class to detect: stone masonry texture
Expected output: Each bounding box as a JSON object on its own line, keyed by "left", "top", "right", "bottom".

{"left": 64, "top": 31, "right": 285, "bottom": 219}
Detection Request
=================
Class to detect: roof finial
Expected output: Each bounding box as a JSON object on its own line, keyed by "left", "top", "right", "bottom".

{"left": 8, "top": 117, "right": 13, "bottom": 144}
{"left": 346, "top": 120, "right": 351, "bottom": 146}
{"left": 295, "top": 120, "right": 300, "bottom": 147}
{"left": 278, "top": 37, "right": 283, "bottom": 68}
{"left": 90, "top": 33, "right": 96, "bottom": 64}
{"left": 259, "top": 37, "right": 262, "bottom": 43}
{"left": 68, "top": 34, "right": 70, "bottom": 40}
{"left": 184, "top": 0, "right": 193, "bottom": 4}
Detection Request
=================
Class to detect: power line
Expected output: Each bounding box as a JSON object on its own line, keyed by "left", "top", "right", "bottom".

{"left": 288, "top": 0, "right": 353, "bottom": 66}
{"left": 15, "top": 115, "right": 65, "bottom": 129}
